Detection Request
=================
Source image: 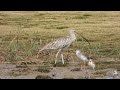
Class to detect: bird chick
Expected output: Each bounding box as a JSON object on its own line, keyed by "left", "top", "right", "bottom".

{"left": 76, "top": 49, "right": 88, "bottom": 70}
{"left": 112, "top": 70, "right": 119, "bottom": 79}
{"left": 113, "top": 70, "right": 118, "bottom": 75}
{"left": 88, "top": 59, "right": 95, "bottom": 70}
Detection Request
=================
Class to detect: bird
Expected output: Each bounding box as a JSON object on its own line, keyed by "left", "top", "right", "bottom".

{"left": 112, "top": 70, "right": 119, "bottom": 79}
{"left": 76, "top": 49, "right": 89, "bottom": 70}
{"left": 106, "top": 70, "right": 119, "bottom": 79}
{"left": 37, "top": 29, "right": 77, "bottom": 65}
{"left": 76, "top": 49, "right": 96, "bottom": 71}
{"left": 88, "top": 59, "right": 95, "bottom": 70}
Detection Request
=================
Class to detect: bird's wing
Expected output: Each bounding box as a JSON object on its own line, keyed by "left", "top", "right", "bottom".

{"left": 80, "top": 54, "right": 88, "bottom": 61}
{"left": 76, "top": 52, "right": 88, "bottom": 61}
{"left": 41, "top": 37, "right": 66, "bottom": 49}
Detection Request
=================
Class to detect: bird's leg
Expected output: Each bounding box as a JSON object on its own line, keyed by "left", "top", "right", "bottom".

{"left": 84, "top": 61, "right": 86, "bottom": 70}
{"left": 36, "top": 49, "right": 42, "bottom": 58}
{"left": 66, "top": 50, "right": 69, "bottom": 62}
{"left": 55, "top": 49, "right": 61, "bottom": 64}
{"left": 36, "top": 51, "right": 40, "bottom": 58}
{"left": 81, "top": 64, "right": 83, "bottom": 71}
{"left": 61, "top": 53, "right": 64, "bottom": 64}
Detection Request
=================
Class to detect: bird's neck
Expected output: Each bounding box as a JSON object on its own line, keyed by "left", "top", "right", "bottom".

{"left": 69, "top": 32, "right": 76, "bottom": 41}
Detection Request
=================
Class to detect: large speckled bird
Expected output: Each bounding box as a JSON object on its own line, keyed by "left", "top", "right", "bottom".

{"left": 37, "top": 30, "right": 77, "bottom": 64}
{"left": 76, "top": 49, "right": 89, "bottom": 70}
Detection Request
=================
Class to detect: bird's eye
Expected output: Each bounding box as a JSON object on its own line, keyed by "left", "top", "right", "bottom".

{"left": 52, "top": 74, "right": 56, "bottom": 76}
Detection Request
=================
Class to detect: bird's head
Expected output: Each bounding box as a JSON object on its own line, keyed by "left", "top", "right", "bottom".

{"left": 88, "top": 59, "right": 95, "bottom": 64}
{"left": 88, "top": 59, "right": 92, "bottom": 63}
{"left": 113, "top": 70, "right": 118, "bottom": 75}
{"left": 69, "top": 29, "right": 76, "bottom": 35}
{"left": 52, "top": 73, "right": 56, "bottom": 77}
{"left": 69, "top": 29, "right": 90, "bottom": 45}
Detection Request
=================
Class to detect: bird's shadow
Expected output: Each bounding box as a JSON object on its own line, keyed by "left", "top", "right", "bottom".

{"left": 52, "top": 62, "right": 68, "bottom": 67}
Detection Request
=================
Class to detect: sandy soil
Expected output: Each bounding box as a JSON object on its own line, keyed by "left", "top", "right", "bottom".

{"left": 0, "top": 61, "right": 119, "bottom": 79}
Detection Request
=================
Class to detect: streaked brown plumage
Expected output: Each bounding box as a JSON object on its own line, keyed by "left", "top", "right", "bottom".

{"left": 37, "top": 29, "right": 77, "bottom": 64}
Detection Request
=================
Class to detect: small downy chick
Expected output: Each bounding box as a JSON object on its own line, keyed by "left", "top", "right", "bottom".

{"left": 76, "top": 50, "right": 88, "bottom": 70}
{"left": 106, "top": 70, "right": 119, "bottom": 79}
{"left": 88, "top": 59, "right": 95, "bottom": 70}
{"left": 112, "top": 70, "right": 119, "bottom": 79}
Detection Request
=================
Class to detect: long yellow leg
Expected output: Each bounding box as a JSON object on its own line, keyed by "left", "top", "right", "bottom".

{"left": 61, "top": 53, "right": 64, "bottom": 64}
{"left": 55, "top": 49, "right": 61, "bottom": 64}
{"left": 84, "top": 61, "right": 85, "bottom": 70}
{"left": 81, "top": 64, "right": 82, "bottom": 70}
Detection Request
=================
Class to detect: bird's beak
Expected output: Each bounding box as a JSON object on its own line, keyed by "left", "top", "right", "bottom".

{"left": 74, "top": 31, "right": 79, "bottom": 35}
{"left": 75, "top": 31, "right": 90, "bottom": 45}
